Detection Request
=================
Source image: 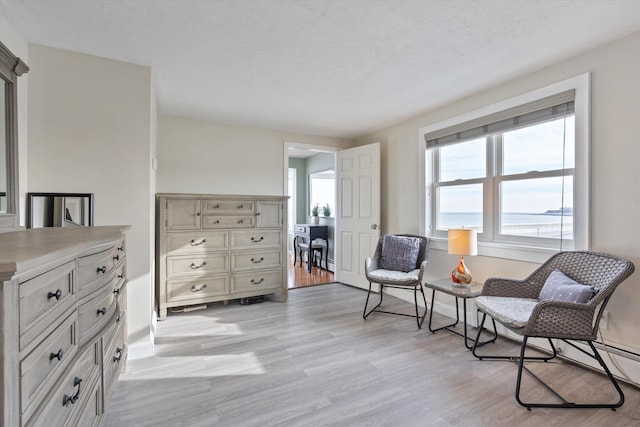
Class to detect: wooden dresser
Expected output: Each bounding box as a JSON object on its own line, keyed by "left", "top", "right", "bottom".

{"left": 156, "top": 193, "right": 288, "bottom": 319}
{"left": 0, "top": 226, "right": 129, "bottom": 427}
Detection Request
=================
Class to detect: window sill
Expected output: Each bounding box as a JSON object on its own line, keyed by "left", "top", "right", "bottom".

{"left": 429, "top": 237, "right": 569, "bottom": 263}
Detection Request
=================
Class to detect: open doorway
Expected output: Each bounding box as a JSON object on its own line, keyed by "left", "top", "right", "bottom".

{"left": 284, "top": 142, "right": 337, "bottom": 288}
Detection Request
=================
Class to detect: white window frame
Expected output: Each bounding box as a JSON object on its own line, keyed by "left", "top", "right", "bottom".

{"left": 418, "top": 74, "right": 590, "bottom": 263}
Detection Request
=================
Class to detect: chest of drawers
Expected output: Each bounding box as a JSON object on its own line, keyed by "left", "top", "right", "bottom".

{"left": 156, "top": 194, "right": 288, "bottom": 319}
{"left": 0, "top": 226, "right": 129, "bottom": 427}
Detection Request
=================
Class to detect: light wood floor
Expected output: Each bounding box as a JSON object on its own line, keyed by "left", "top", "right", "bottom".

{"left": 104, "top": 284, "right": 640, "bottom": 426}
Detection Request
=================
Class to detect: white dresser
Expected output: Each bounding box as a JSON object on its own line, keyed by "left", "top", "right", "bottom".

{"left": 0, "top": 226, "right": 129, "bottom": 427}
{"left": 156, "top": 193, "right": 288, "bottom": 320}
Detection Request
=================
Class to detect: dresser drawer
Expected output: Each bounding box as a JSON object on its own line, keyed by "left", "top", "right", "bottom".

{"left": 231, "top": 269, "right": 283, "bottom": 293}
{"left": 78, "top": 286, "right": 116, "bottom": 346}
{"left": 25, "top": 340, "right": 99, "bottom": 427}
{"left": 19, "top": 260, "right": 76, "bottom": 351}
{"left": 103, "top": 320, "right": 126, "bottom": 402}
{"left": 70, "top": 375, "right": 102, "bottom": 427}
{"left": 201, "top": 199, "right": 254, "bottom": 214}
{"left": 202, "top": 215, "right": 254, "bottom": 229}
{"left": 20, "top": 311, "right": 78, "bottom": 419}
{"left": 231, "top": 250, "right": 282, "bottom": 271}
{"left": 167, "top": 231, "right": 228, "bottom": 255}
{"left": 230, "top": 230, "right": 282, "bottom": 250}
{"left": 167, "top": 253, "right": 229, "bottom": 278}
{"left": 78, "top": 246, "right": 118, "bottom": 292}
{"left": 167, "top": 275, "right": 229, "bottom": 303}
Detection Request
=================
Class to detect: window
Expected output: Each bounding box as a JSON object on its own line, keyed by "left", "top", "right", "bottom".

{"left": 423, "top": 75, "right": 590, "bottom": 259}
{"left": 309, "top": 169, "right": 335, "bottom": 217}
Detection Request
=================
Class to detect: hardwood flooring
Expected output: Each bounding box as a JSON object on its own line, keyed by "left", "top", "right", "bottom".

{"left": 104, "top": 284, "right": 640, "bottom": 426}
{"left": 287, "top": 254, "right": 334, "bottom": 289}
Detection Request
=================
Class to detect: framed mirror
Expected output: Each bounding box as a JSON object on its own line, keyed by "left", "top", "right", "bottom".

{"left": 27, "top": 192, "right": 94, "bottom": 228}
{"left": 0, "top": 40, "right": 29, "bottom": 230}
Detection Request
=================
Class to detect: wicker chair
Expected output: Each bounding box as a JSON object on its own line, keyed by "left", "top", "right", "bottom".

{"left": 363, "top": 234, "right": 429, "bottom": 328}
{"left": 471, "top": 251, "right": 635, "bottom": 410}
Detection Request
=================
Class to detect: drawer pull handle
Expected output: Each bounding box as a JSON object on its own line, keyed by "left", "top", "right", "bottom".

{"left": 113, "top": 254, "right": 120, "bottom": 261}
{"left": 191, "top": 284, "right": 207, "bottom": 292}
{"left": 255, "top": 212, "right": 261, "bottom": 216}
{"left": 97, "top": 307, "right": 107, "bottom": 316}
{"left": 48, "top": 289, "right": 63, "bottom": 300}
{"left": 250, "top": 237, "right": 264, "bottom": 243}
{"left": 190, "top": 238, "right": 207, "bottom": 246}
{"left": 97, "top": 266, "right": 107, "bottom": 274}
{"left": 250, "top": 278, "right": 264, "bottom": 285}
{"left": 213, "top": 220, "right": 220, "bottom": 224}
{"left": 62, "top": 377, "right": 82, "bottom": 406}
{"left": 237, "top": 204, "right": 243, "bottom": 209}
{"left": 117, "top": 246, "right": 124, "bottom": 252}
{"left": 196, "top": 212, "right": 201, "bottom": 216}
{"left": 251, "top": 257, "right": 264, "bottom": 264}
{"left": 113, "top": 347, "right": 123, "bottom": 363}
{"left": 214, "top": 204, "right": 220, "bottom": 208}
{"left": 118, "top": 274, "right": 124, "bottom": 279}
{"left": 50, "top": 349, "right": 64, "bottom": 361}
{"left": 190, "top": 262, "right": 207, "bottom": 269}
{"left": 238, "top": 219, "right": 244, "bottom": 224}
{"left": 113, "top": 288, "right": 120, "bottom": 295}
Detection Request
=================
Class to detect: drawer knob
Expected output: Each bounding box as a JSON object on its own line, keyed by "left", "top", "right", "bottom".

{"left": 190, "top": 261, "right": 207, "bottom": 269}
{"left": 190, "top": 238, "right": 207, "bottom": 246}
{"left": 238, "top": 219, "right": 244, "bottom": 224}
{"left": 191, "top": 284, "right": 207, "bottom": 292}
{"left": 250, "top": 278, "right": 264, "bottom": 285}
{"left": 113, "top": 347, "right": 123, "bottom": 363}
{"left": 50, "top": 349, "right": 64, "bottom": 361}
{"left": 113, "top": 254, "right": 120, "bottom": 261}
{"left": 113, "top": 288, "right": 120, "bottom": 295}
{"left": 97, "top": 307, "right": 107, "bottom": 316}
{"left": 97, "top": 266, "right": 107, "bottom": 274}
{"left": 250, "top": 236, "right": 264, "bottom": 243}
{"left": 47, "top": 289, "right": 63, "bottom": 301}
{"left": 117, "top": 246, "right": 124, "bottom": 252}
{"left": 250, "top": 257, "right": 264, "bottom": 264}
{"left": 237, "top": 204, "right": 243, "bottom": 209}
{"left": 62, "top": 377, "right": 82, "bottom": 406}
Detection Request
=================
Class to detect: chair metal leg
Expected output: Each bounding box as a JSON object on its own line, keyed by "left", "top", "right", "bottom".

{"left": 363, "top": 282, "right": 383, "bottom": 319}
{"left": 363, "top": 283, "right": 427, "bottom": 329}
{"left": 471, "top": 313, "right": 552, "bottom": 362}
{"left": 515, "top": 338, "right": 625, "bottom": 410}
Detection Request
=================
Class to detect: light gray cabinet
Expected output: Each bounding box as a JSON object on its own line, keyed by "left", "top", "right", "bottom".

{"left": 0, "top": 226, "right": 129, "bottom": 426}
{"left": 156, "top": 193, "right": 288, "bottom": 320}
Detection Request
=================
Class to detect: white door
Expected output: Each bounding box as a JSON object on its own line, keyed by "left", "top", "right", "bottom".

{"left": 335, "top": 143, "right": 381, "bottom": 290}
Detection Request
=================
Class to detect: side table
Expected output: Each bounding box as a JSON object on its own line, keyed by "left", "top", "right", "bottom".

{"left": 424, "top": 278, "right": 497, "bottom": 349}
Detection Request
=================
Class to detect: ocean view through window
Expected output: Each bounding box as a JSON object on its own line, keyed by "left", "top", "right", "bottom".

{"left": 427, "top": 92, "right": 576, "bottom": 249}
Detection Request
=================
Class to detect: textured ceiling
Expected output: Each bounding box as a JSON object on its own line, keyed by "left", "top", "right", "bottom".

{"left": 1, "top": 0, "right": 640, "bottom": 139}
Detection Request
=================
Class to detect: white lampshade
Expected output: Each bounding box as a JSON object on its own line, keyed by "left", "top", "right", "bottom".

{"left": 448, "top": 229, "right": 477, "bottom": 256}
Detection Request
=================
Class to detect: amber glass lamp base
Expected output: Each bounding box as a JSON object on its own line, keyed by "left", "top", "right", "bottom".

{"left": 451, "top": 256, "right": 472, "bottom": 287}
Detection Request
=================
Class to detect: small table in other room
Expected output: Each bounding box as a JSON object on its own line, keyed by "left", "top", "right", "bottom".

{"left": 293, "top": 224, "right": 329, "bottom": 273}
{"left": 423, "top": 278, "right": 497, "bottom": 349}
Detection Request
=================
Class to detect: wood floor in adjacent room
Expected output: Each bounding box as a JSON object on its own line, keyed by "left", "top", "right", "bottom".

{"left": 104, "top": 284, "right": 640, "bottom": 427}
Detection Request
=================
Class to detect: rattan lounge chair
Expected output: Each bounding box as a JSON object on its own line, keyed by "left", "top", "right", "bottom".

{"left": 471, "top": 250, "right": 635, "bottom": 410}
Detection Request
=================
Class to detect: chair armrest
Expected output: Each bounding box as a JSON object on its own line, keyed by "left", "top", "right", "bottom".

{"left": 522, "top": 300, "right": 597, "bottom": 340}
{"left": 417, "top": 260, "right": 428, "bottom": 283}
{"left": 481, "top": 277, "right": 541, "bottom": 299}
{"left": 365, "top": 256, "right": 380, "bottom": 275}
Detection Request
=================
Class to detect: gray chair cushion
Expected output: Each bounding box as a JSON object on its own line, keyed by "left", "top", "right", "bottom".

{"left": 476, "top": 296, "right": 538, "bottom": 329}
{"left": 367, "top": 268, "right": 421, "bottom": 285}
{"left": 379, "top": 234, "right": 421, "bottom": 272}
{"left": 538, "top": 269, "right": 595, "bottom": 303}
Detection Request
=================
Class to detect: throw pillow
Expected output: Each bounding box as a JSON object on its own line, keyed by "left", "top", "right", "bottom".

{"left": 379, "top": 235, "right": 421, "bottom": 272}
{"left": 538, "top": 269, "right": 595, "bottom": 303}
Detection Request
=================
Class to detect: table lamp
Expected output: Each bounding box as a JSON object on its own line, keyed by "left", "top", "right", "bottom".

{"left": 448, "top": 228, "right": 477, "bottom": 287}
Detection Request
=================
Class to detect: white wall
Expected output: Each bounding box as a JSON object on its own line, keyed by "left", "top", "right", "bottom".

{"left": 27, "top": 45, "right": 155, "bottom": 357}
{"left": 0, "top": 13, "right": 28, "bottom": 224}
{"left": 157, "top": 115, "right": 347, "bottom": 195}
{"left": 355, "top": 31, "right": 640, "bottom": 353}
